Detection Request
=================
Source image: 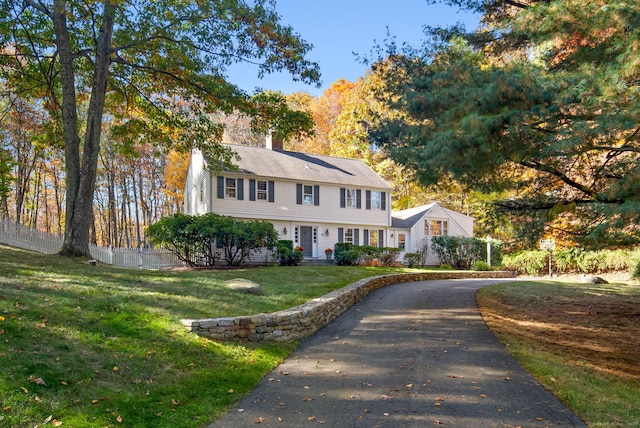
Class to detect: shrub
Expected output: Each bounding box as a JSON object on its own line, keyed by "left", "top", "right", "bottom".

{"left": 335, "top": 250, "right": 359, "bottom": 266}
{"left": 633, "top": 261, "right": 640, "bottom": 280}
{"left": 403, "top": 252, "right": 422, "bottom": 268}
{"left": 147, "top": 213, "right": 278, "bottom": 266}
{"left": 431, "top": 236, "right": 486, "bottom": 270}
{"left": 379, "top": 248, "right": 401, "bottom": 266}
{"left": 502, "top": 250, "right": 548, "bottom": 276}
{"left": 275, "top": 240, "right": 304, "bottom": 266}
{"left": 473, "top": 260, "right": 492, "bottom": 271}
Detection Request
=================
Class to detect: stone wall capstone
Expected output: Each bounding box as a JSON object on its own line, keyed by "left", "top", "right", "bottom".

{"left": 180, "top": 271, "right": 516, "bottom": 342}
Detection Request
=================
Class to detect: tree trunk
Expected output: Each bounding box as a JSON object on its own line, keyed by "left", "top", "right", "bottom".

{"left": 54, "top": 0, "right": 116, "bottom": 257}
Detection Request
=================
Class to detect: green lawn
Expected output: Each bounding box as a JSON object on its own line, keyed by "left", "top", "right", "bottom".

{"left": 0, "top": 244, "right": 418, "bottom": 427}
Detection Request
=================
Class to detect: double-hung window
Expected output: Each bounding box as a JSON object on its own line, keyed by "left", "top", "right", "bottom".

{"left": 257, "top": 180, "right": 268, "bottom": 201}
{"left": 303, "top": 185, "right": 314, "bottom": 205}
{"left": 346, "top": 188, "right": 358, "bottom": 208}
{"left": 225, "top": 178, "right": 237, "bottom": 198}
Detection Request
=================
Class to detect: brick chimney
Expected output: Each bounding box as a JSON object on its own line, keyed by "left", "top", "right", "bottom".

{"left": 266, "top": 131, "right": 284, "bottom": 151}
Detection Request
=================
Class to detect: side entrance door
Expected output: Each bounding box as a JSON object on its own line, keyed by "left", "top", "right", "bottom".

{"left": 300, "top": 226, "right": 313, "bottom": 258}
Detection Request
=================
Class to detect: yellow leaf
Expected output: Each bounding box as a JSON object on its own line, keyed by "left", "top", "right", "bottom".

{"left": 0, "top": 316, "right": 5, "bottom": 322}
{"left": 21, "top": 387, "right": 28, "bottom": 393}
{"left": 112, "top": 366, "right": 119, "bottom": 371}
{"left": 52, "top": 420, "right": 62, "bottom": 426}
{"left": 227, "top": 389, "right": 234, "bottom": 394}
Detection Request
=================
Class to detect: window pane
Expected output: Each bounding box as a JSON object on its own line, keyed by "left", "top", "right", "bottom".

{"left": 225, "top": 178, "right": 236, "bottom": 198}
{"left": 369, "top": 230, "right": 378, "bottom": 247}
{"left": 345, "top": 228, "right": 354, "bottom": 244}
{"left": 257, "top": 180, "right": 267, "bottom": 200}
{"left": 371, "top": 191, "right": 381, "bottom": 209}
{"left": 346, "top": 189, "right": 357, "bottom": 208}
{"left": 398, "top": 233, "right": 406, "bottom": 250}
{"left": 303, "top": 185, "right": 313, "bottom": 204}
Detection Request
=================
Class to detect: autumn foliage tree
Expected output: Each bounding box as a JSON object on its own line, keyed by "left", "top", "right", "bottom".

{"left": 0, "top": 0, "right": 320, "bottom": 257}
{"left": 370, "top": 0, "right": 640, "bottom": 248}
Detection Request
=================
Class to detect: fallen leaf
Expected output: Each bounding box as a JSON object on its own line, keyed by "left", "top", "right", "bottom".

{"left": 480, "top": 394, "right": 487, "bottom": 398}
{"left": 52, "top": 420, "right": 62, "bottom": 427}
{"left": 303, "top": 397, "right": 313, "bottom": 401}
{"left": 21, "top": 387, "right": 28, "bottom": 393}
{"left": 278, "top": 417, "right": 283, "bottom": 422}
{"left": 112, "top": 366, "right": 119, "bottom": 371}
{"left": 308, "top": 416, "right": 316, "bottom": 421}
{"left": 60, "top": 381, "right": 68, "bottom": 386}
{"left": 406, "top": 384, "right": 413, "bottom": 388}
{"left": 116, "top": 415, "right": 123, "bottom": 423}
{"left": 43, "top": 415, "right": 53, "bottom": 424}
{"left": 255, "top": 416, "right": 264, "bottom": 423}
{"left": 383, "top": 412, "right": 389, "bottom": 416}
{"left": 171, "top": 399, "right": 180, "bottom": 405}
{"left": 0, "top": 316, "right": 4, "bottom": 322}
{"left": 227, "top": 389, "right": 234, "bottom": 394}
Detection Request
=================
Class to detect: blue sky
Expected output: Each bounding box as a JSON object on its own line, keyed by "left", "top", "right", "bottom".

{"left": 228, "top": 0, "right": 480, "bottom": 96}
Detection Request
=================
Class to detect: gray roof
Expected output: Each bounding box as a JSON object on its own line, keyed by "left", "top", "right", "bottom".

{"left": 215, "top": 144, "right": 393, "bottom": 190}
{"left": 391, "top": 203, "right": 437, "bottom": 228}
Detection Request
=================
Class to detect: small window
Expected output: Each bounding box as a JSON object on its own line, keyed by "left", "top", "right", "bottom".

{"left": 371, "top": 191, "right": 382, "bottom": 210}
{"left": 303, "top": 185, "right": 314, "bottom": 205}
{"left": 398, "top": 233, "right": 406, "bottom": 250}
{"left": 346, "top": 188, "right": 358, "bottom": 208}
{"left": 369, "top": 230, "right": 379, "bottom": 247}
{"left": 225, "top": 178, "right": 236, "bottom": 198}
{"left": 198, "top": 178, "right": 205, "bottom": 203}
{"left": 344, "top": 228, "right": 354, "bottom": 244}
{"left": 257, "top": 180, "right": 268, "bottom": 201}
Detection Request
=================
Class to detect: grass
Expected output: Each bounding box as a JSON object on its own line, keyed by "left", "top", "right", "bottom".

{"left": 477, "top": 280, "right": 640, "bottom": 427}
{"left": 0, "top": 244, "right": 419, "bottom": 427}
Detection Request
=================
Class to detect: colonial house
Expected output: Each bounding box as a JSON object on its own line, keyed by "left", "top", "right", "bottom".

{"left": 184, "top": 141, "right": 393, "bottom": 259}
{"left": 183, "top": 141, "right": 474, "bottom": 264}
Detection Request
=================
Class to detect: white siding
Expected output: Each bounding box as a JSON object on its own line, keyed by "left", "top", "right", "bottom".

{"left": 210, "top": 176, "right": 390, "bottom": 227}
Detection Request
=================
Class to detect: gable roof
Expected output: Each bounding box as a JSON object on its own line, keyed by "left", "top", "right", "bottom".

{"left": 214, "top": 144, "right": 393, "bottom": 190}
{"left": 391, "top": 203, "right": 437, "bottom": 228}
{"left": 391, "top": 202, "right": 474, "bottom": 230}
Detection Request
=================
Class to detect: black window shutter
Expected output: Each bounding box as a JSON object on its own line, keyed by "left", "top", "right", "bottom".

{"left": 356, "top": 190, "right": 362, "bottom": 209}
{"left": 296, "top": 183, "right": 303, "bottom": 205}
{"left": 338, "top": 227, "right": 344, "bottom": 243}
{"left": 354, "top": 228, "right": 359, "bottom": 245}
{"left": 366, "top": 190, "right": 371, "bottom": 210}
{"left": 217, "top": 176, "right": 224, "bottom": 199}
{"left": 363, "top": 229, "right": 369, "bottom": 246}
{"left": 249, "top": 179, "right": 256, "bottom": 201}
{"left": 314, "top": 185, "right": 320, "bottom": 206}
{"left": 340, "top": 188, "right": 346, "bottom": 208}
{"left": 268, "top": 181, "right": 275, "bottom": 203}
{"left": 237, "top": 178, "right": 244, "bottom": 200}
{"left": 379, "top": 229, "right": 384, "bottom": 247}
{"left": 381, "top": 192, "right": 387, "bottom": 211}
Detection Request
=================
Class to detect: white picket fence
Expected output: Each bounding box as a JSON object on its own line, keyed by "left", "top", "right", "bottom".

{"left": 0, "top": 220, "right": 185, "bottom": 269}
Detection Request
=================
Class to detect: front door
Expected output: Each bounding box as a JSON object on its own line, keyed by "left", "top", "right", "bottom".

{"left": 300, "top": 226, "right": 313, "bottom": 257}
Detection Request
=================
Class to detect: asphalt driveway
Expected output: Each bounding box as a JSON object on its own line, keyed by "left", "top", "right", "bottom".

{"left": 209, "top": 278, "right": 586, "bottom": 427}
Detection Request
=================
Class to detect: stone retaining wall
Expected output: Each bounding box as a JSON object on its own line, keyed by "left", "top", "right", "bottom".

{"left": 180, "top": 271, "right": 516, "bottom": 343}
